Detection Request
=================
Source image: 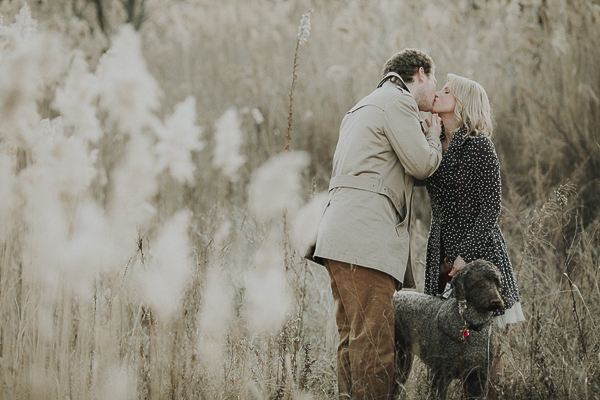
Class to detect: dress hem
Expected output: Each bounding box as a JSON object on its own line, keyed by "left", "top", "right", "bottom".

{"left": 494, "top": 302, "right": 525, "bottom": 328}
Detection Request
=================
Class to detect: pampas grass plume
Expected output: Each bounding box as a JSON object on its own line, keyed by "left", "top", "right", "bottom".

{"left": 248, "top": 151, "right": 310, "bottom": 220}
{"left": 154, "top": 96, "right": 204, "bottom": 184}
{"left": 141, "top": 210, "right": 194, "bottom": 321}
{"left": 213, "top": 107, "right": 247, "bottom": 182}
{"left": 20, "top": 174, "right": 68, "bottom": 287}
{"left": 62, "top": 201, "right": 115, "bottom": 296}
{"left": 197, "top": 265, "right": 234, "bottom": 373}
{"left": 244, "top": 229, "right": 291, "bottom": 334}
{"left": 96, "top": 25, "right": 161, "bottom": 136}
{"left": 198, "top": 267, "right": 234, "bottom": 340}
{"left": 54, "top": 50, "right": 102, "bottom": 143}
{"left": 31, "top": 118, "right": 97, "bottom": 197}
{"left": 109, "top": 134, "right": 158, "bottom": 237}
{"left": 291, "top": 190, "right": 328, "bottom": 250}
{"left": 0, "top": 6, "right": 63, "bottom": 142}
{"left": 251, "top": 108, "right": 264, "bottom": 125}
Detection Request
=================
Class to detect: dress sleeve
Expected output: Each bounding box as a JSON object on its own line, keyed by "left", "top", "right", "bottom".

{"left": 448, "top": 137, "right": 502, "bottom": 263}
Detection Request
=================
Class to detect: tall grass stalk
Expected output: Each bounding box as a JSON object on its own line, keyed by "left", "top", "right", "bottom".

{"left": 286, "top": 8, "right": 313, "bottom": 153}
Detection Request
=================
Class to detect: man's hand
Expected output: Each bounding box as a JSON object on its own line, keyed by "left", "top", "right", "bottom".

{"left": 424, "top": 113, "right": 441, "bottom": 138}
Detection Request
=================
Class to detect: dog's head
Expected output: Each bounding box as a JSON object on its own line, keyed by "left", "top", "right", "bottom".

{"left": 452, "top": 260, "right": 504, "bottom": 312}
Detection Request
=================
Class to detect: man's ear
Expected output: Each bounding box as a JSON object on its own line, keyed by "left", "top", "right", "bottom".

{"left": 418, "top": 67, "right": 425, "bottom": 83}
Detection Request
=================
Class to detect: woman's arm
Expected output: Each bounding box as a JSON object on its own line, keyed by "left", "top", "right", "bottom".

{"left": 448, "top": 136, "right": 502, "bottom": 263}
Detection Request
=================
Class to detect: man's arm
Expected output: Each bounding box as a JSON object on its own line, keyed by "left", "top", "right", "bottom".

{"left": 385, "top": 96, "right": 442, "bottom": 180}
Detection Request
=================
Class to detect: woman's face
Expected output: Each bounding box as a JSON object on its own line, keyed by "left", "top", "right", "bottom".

{"left": 432, "top": 82, "right": 456, "bottom": 114}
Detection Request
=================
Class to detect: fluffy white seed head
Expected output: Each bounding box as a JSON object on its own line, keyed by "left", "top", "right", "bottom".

{"left": 198, "top": 267, "right": 234, "bottom": 340}
{"left": 244, "top": 229, "right": 291, "bottom": 334}
{"left": 28, "top": 118, "right": 98, "bottom": 198}
{"left": 96, "top": 25, "right": 161, "bottom": 137}
{"left": 20, "top": 174, "right": 68, "bottom": 287}
{"left": 140, "top": 210, "right": 194, "bottom": 321}
{"left": 248, "top": 151, "right": 310, "bottom": 220}
{"left": 200, "top": 219, "right": 234, "bottom": 358}
{"left": 154, "top": 96, "right": 205, "bottom": 184}
{"left": 0, "top": 7, "right": 62, "bottom": 143}
{"left": 109, "top": 135, "right": 158, "bottom": 240}
{"left": 20, "top": 118, "right": 99, "bottom": 287}
{"left": 213, "top": 107, "right": 247, "bottom": 182}
{"left": 251, "top": 108, "right": 264, "bottom": 125}
{"left": 54, "top": 50, "right": 102, "bottom": 143}
{"left": 62, "top": 201, "right": 116, "bottom": 297}
{"left": 297, "top": 9, "right": 313, "bottom": 45}
{"left": 290, "top": 191, "right": 328, "bottom": 250}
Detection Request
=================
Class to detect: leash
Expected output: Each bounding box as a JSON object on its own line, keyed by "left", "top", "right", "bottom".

{"left": 436, "top": 301, "right": 494, "bottom": 343}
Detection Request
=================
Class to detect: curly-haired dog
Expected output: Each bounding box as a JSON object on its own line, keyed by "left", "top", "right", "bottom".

{"left": 393, "top": 259, "right": 504, "bottom": 399}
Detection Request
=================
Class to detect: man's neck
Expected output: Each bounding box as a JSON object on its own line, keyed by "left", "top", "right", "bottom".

{"left": 404, "top": 81, "right": 416, "bottom": 95}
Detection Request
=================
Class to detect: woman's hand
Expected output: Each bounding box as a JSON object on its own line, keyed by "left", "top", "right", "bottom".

{"left": 448, "top": 255, "right": 466, "bottom": 277}
{"left": 424, "top": 113, "right": 442, "bottom": 138}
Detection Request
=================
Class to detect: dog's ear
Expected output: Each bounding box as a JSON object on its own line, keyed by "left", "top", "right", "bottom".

{"left": 496, "top": 270, "right": 504, "bottom": 289}
{"left": 483, "top": 260, "right": 503, "bottom": 289}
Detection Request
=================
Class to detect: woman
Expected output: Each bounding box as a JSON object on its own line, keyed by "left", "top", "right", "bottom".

{"left": 424, "top": 73, "right": 524, "bottom": 327}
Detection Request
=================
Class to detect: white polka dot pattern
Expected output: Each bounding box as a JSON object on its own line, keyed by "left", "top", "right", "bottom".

{"left": 424, "top": 126, "right": 521, "bottom": 315}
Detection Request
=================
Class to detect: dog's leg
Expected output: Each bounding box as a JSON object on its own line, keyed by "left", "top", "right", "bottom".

{"left": 394, "top": 335, "right": 413, "bottom": 385}
{"left": 486, "top": 332, "right": 503, "bottom": 400}
{"left": 393, "top": 331, "right": 414, "bottom": 398}
{"left": 428, "top": 369, "right": 451, "bottom": 400}
{"left": 463, "top": 369, "right": 487, "bottom": 400}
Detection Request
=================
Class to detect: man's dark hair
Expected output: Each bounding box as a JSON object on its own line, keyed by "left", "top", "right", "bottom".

{"left": 382, "top": 49, "right": 435, "bottom": 83}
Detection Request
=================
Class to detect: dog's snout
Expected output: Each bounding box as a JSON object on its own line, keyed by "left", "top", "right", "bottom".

{"left": 490, "top": 298, "right": 504, "bottom": 310}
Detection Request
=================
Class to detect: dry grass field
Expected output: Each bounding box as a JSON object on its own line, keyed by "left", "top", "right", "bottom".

{"left": 0, "top": 0, "right": 598, "bottom": 398}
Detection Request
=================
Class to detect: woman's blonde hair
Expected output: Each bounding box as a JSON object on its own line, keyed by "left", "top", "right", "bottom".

{"left": 447, "top": 73, "right": 494, "bottom": 137}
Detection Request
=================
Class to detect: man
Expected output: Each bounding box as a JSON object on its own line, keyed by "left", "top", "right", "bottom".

{"left": 307, "top": 49, "right": 442, "bottom": 399}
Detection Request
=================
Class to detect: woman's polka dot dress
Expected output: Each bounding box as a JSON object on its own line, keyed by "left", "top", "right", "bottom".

{"left": 424, "top": 126, "right": 521, "bottom": 315}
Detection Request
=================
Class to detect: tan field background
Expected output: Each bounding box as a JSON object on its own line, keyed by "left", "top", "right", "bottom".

{"left": 0, "top": 0, "right": 598, "bottom": 398}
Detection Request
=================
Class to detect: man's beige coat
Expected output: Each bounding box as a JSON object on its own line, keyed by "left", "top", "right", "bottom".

{"left": 310, "top": 81, "right": 442, "bottom": 289}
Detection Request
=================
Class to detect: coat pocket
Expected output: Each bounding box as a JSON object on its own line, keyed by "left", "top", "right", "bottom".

{"left": 395, "top": 218, "right": 412, "bottom": 288}
{"left": 303, "top": 192, "right": 332, "bottom": 265}
{"left": 395, "top": 218, "right": 410, "bottom": 260}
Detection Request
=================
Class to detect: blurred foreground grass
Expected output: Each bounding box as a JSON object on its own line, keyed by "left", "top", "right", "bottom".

{"left": 0, "top": 0, "right": 597, "bottom": 398}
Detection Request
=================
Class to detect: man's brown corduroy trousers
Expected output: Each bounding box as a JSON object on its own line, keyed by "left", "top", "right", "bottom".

{"left": 325, "top": 259, "right": 396, "bottom": 400}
